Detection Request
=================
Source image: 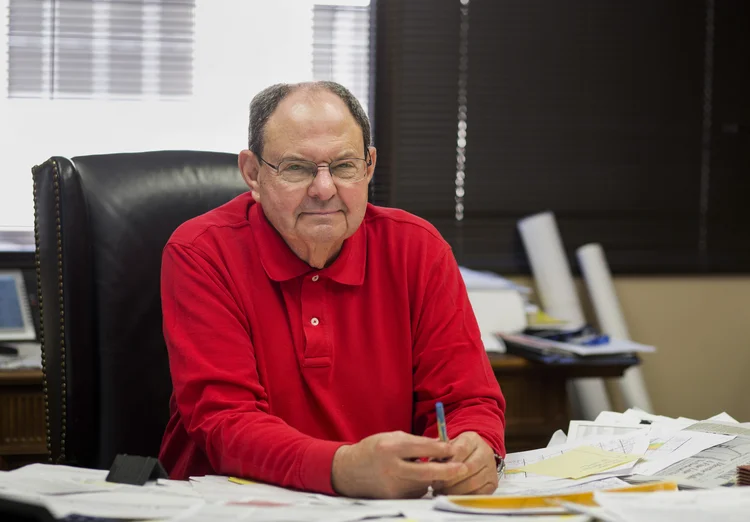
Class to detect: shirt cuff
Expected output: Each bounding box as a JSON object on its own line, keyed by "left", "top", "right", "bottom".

{"left": 298, "top": 439, "right": 348, "bottom": 495}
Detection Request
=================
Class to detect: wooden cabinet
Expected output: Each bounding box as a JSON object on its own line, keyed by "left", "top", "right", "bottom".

{"left": 0, "top": 369, "right": 47, "bottom": 470}
{"left": 488, "top": 353, "right": 629, "bottom": 453}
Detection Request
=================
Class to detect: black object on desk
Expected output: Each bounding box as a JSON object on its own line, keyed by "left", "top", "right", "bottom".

{"left": 105, "top": 454, "right": 168, "bottom": 486}
{"left": 504, "top": 340, "right": 640, "bottom": 366}
{"left": 0, "top": 343, "right": 20, "bottom": 356}
{"left": 0, "top": 496, "right": 55, "bottom": 522}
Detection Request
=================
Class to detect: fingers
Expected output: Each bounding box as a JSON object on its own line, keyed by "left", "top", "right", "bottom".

{"left": 394, "top": 459, "right": 469, "bottom": 483}
{"left": 437, "top": 433, "right": 499, "bottom": 495}
{"left": 377, "top": 432, "right": 455, "bottom": 461}
{"left": 439, "top": 462, "right": 497, "bottom": 495}
{"left": 441, "top": 441, "right": 479, "bottom": 488}
{"left": 448, "top": 434, "right": 477, "bottom": 464}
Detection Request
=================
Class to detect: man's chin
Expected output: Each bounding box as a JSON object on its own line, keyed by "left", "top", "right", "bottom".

{"left": 299, "top": 223, "right": 348, "bottom": 243}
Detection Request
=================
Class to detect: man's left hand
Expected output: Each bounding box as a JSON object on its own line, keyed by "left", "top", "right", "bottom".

{"left": 433, "top": 431, "right": 499, "bottom": 495}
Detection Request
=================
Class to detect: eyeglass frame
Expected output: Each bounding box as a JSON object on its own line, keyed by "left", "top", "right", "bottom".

{"left": 255, "top": 149, "right": 373, "bottom": 184}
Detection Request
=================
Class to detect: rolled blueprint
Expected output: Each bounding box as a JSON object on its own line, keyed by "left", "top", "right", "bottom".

{"left": 517, "top": 212, "right": 585, "bottom": 326}
{"left": 518, "top": 212, "right": 612, "bottom": 419}
{"left": 577, "top": 243, "right": 654, "bottom": 412}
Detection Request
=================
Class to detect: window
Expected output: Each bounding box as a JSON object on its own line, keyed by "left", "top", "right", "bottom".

{"left": 372, "top": 0, "right": 750, "bottom": 274}
{"left": 0, "top": 0, "right": 371, "bottom": 227}
{"left": 8, "top": 0, "right": 194, "bottom": 99}
{"left": 312, "top": 3, "right": 369, "bottom": 111}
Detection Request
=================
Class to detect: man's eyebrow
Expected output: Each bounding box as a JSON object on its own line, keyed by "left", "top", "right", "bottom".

{"left": 279, "top": 154, "right": 309, "bottom": 162}
{"left": 333, "top": 150, "right": 359, "bottom": 159}
{"left": 280, "top": 150, "right": 361, "bottom": 162}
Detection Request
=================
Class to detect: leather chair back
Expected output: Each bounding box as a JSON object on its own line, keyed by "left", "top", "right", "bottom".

{"left": 32, "top": 151, "right": 247, "bottom": 468}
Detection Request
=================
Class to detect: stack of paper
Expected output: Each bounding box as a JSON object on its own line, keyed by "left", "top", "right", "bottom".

{"left": 459, "top": 267, "right": 531, "bottom": 350}
{"left": 497, "top": 332, "right": 655, "bottom": 357}
{"left": 738, "top": 465, "right": 750, "bottom": 486}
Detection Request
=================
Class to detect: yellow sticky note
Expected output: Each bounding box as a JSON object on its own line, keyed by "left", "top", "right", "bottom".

{"left": 518, "top": 446, "right": 640, "bottom": 479}
{"left": 228, "top": 477, "right": 257, "bottom": 485}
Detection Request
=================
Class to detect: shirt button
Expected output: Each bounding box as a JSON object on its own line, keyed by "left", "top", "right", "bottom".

{"left": 310, "top": 317, "right": 320, "bottom": 326}
{"left": 312, "top": 275, "right": 319, "bottom": 282}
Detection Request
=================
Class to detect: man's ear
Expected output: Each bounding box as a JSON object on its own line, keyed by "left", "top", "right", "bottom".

{"left": 365, "top": 146, "right": 377, "bottom": 183}
{"left": 238, "top": 149, "right": 262, "bottom": 201}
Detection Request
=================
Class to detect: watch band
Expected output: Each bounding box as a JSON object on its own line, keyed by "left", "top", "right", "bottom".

{"left": 494, "top": 453, "right": 505, "bottom": 476}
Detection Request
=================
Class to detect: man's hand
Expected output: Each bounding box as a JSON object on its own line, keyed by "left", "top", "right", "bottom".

{"left": 331, "top": 431, "right": 469, "bottom": 499}
{"left": 433, "top": 431, "right": 498, "bottom": 495}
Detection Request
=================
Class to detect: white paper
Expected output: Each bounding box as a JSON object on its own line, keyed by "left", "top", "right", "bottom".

{"left": 622, "top": 408, "right": 695, "bottom": 428}
{"left": 4, "top": 464, "right": 108, "bottom": 481}
{"left": 593, "top": 488, "right": 750, "bottom": 522}
{"left": 639, "top": 435, "right": 750, "bottom": 488}
{"left": 686, "top": 421, "right": 750, "bottom": 438}
{"left": 517, "top": 211, "right": 610, "bottom": 419}
{"left": 595, "top": 411, "right": 642, "bottom": 426}
{"left": 707, "top": 412, "right": 739, "bottom": 423}
{"left": 467, "top": 288, "right": 527, "bottom": 337}
{"left": 0, "top": 342, "right": 42, "bottom": 369}
{"left": 558, "top": 500, "right": 625, "bottom": 522}
{"left": 633, "top": 431, "right": 734, "bottom": 476}
{"left": 41, "top": 490, "right": 203, "bottom": 519}
{"left": 0, "top": 474, "right": 116, "bottom": 496}
{"left": 459, "top": 266, "right": 531, "bottom": 293}
{"left": 188, "top": 476, "right": 323, "bottom": 504}
{"left": 175, "top": 502, "right": 402, "bottom": 522}
{"left": 494, "top": 476, "right": 629, "bottom": 497}
{"left": 567, "top": 421, "right": 648, "bottom": 443}
{"left": 547, "top": 429, "right": 568, "bottom": 447}
{"left": 577, "top": 243, "right": 653, "bottom": 412}
{"left": 504, "top": 434, "right": 650, "bottom": 482}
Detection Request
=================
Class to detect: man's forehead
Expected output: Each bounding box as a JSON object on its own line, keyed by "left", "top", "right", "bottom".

{"left": 268, "top": 89, "right": 358, "bottom": 133}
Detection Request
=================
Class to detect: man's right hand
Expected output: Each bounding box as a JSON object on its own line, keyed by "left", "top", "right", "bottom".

{"left": 331, "top": 431, "right": 469, "bottom": 499}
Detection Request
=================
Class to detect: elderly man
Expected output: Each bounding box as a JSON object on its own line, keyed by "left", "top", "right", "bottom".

{"left": 159, "top": 81, "right": 506, "bottom": 499}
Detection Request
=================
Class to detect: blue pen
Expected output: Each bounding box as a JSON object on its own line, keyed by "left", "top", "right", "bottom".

{"left": 436, "top": 401, "right": 449, "bottom": 442}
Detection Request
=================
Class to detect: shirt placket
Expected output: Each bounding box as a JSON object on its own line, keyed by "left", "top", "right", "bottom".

{"left": 300, "top": 273, "right": 332, "bottom": 367}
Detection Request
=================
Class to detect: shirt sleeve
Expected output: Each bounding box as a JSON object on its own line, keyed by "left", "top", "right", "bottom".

{"left": 411, "top": 247, "right": 507, "bottom": 457}
{"left": 161, "top": 242, "right": 344, "bottom": 494}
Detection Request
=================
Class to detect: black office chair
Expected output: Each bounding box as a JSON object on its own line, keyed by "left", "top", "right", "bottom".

{"left": 32, "top": 151, "right": 248, "bottom": 469}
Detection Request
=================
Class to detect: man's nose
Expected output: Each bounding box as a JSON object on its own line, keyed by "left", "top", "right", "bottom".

{"left": 307, "top": 166, "right": 337, "bottom": 201}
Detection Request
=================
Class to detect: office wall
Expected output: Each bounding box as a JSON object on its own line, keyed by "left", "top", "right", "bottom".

{"left": 511, "top": 276, "right": 750, "bottom": 422}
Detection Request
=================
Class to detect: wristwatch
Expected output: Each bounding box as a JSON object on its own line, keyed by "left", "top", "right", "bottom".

{"left": 494, "top": 453, "right": 506, "bottom": 477}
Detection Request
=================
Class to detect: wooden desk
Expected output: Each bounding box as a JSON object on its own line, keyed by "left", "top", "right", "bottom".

{"left": 0, "top": 369, "right": 47, "bottom": 470}
{"left": 0, "top": 355, "right": 628, "bottom": 468}
{"left": 488, "top": 353, "right": 629, "bottom": 452}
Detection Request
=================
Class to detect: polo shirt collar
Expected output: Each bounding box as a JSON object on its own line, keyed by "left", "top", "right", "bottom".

{"left": 250, "top": 202, "right": 366, "bottom": 286}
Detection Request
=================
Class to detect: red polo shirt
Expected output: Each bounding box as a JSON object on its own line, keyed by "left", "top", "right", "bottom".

{"left": 159, "top": 193, "right": 506, "bottom": 494}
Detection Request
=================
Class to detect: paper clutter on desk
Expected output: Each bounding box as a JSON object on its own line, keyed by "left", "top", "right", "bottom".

{"left": 433, "top": 481, "right": 678, "bottom": 516}
{"left": 514, "top": 446, "right": 641, "bottom": 480}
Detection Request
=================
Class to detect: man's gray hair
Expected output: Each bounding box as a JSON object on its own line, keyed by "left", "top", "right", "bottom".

{"left": 247, "top": 81, "right": 371, "bottom": 159}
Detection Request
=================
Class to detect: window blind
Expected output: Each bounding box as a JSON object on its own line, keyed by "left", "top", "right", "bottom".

{"left": 312, "top": 3, "right": 370, "bottom": 114}
{"left": 7, "top": 0, "right": 195, "bottom": 99}
{"left": 372, "top": 0, "right": 750, "bottom": 274}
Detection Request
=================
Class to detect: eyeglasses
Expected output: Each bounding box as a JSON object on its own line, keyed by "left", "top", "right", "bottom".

{"left": 256, "top": 153, "right": 372, "bottom": 185}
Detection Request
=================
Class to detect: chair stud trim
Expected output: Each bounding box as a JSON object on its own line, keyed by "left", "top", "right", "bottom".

{"left": 32, "top": 159, "right": 67, "bottom": 464}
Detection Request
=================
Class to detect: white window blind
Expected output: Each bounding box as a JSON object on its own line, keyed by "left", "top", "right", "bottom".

{"left": 312, "top": 3, "right": 369, "bottom": 112}
{"left": 1, "top": 0, "right": 371, "bottom": 227}
{"left": 8, "top": 0, "right": 195, "bottom": 99}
